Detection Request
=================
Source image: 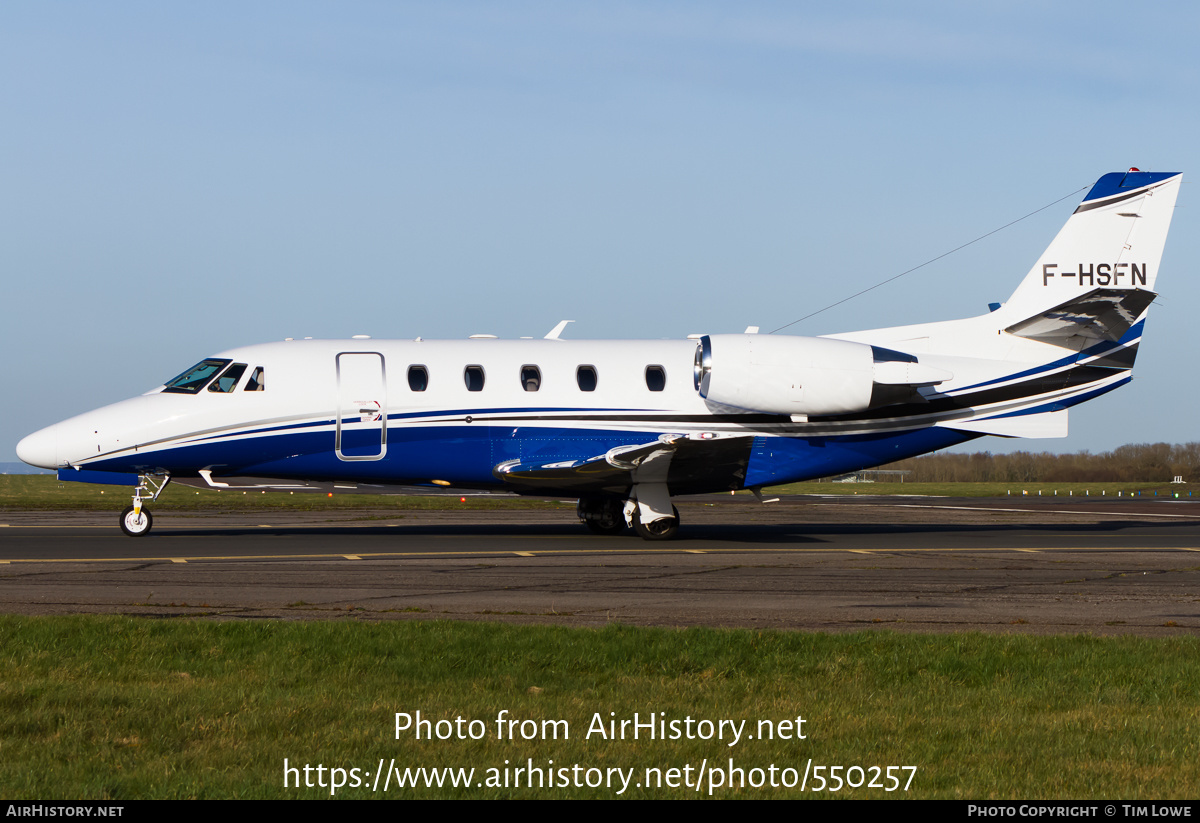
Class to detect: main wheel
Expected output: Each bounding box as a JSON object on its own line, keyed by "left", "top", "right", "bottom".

{"left": 632, "top": 506, "right": 680, "bottom": 541}
{"left": 578, "top": 498, "right": 627, "bottom": 535}
{"left": 120, "top": 505, "right": 153, "bottom": 537}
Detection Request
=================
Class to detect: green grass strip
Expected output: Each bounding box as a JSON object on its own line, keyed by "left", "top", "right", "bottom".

{"left": 1, "top": 616, "right": 1196, "bottom": 798}
{"left": 4, "top": 474, "right": 1193, "bottom": 511}
{"left": 766, "top": 480, "right": 1191, "bottom": 498}
{"left": 0, "top": 475, "right": 566, "bottom": 511}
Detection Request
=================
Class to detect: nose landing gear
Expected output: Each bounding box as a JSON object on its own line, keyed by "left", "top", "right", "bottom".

{"left": 120, "top": 505, "right": 153, "bottom": 537}
{"left": 119, "top": 474, "right": 170, "bottom": 537}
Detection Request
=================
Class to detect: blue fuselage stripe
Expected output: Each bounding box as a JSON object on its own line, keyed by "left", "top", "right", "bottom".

{"left": 81, "top": 422, "right": 981, "bottom": 490}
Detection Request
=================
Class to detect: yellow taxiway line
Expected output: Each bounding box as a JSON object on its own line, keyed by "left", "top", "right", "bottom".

{"left": 0, "top": 545, "right": 1193, "bottom": 565}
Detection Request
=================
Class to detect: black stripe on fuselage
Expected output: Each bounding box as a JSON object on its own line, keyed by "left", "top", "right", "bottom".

{"left": 809, "top": 364, "right": 1122, "bottom": 423}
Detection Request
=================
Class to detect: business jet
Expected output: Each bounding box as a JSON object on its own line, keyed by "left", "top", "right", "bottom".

{"left": 16, "top": 170, "right": 1181, "bottom": 539}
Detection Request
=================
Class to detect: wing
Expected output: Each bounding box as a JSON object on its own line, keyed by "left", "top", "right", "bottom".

{"left": 492, "top": 432, "right": 756, "bottom": 495}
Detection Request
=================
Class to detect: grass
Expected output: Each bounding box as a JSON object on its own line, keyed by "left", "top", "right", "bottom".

{"left": 3, "top": 475, "right": 1192, "bottom": 512}
{"left": 0, "top": 475, "right": 568, "bottom": 512}
{"left": 764, "top": 480, "right": 1192, "bottom": 498}
{"left": 0, "top": 617, "right": 1197, "bottom": 799}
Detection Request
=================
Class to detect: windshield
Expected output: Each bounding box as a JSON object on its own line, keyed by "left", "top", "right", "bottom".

{"left": 162, "top": 359, "right": 232, "bottom": 394}
{"left": 208, "top": 363, "right": 247, "bottom": 393}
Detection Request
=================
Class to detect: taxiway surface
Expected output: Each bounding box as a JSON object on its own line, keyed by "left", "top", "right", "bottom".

{"left": 2, "top": 496, "right": 1198, "bottom": 634}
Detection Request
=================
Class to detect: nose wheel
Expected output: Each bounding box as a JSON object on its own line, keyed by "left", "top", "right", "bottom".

{"left": 118, "top": 473, "right": 170, "bottom": 536}
{"left": 120, "top": 505, "right": 153, "bottom": 537}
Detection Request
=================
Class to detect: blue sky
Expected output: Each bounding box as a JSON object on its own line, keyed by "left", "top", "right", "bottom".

{"left": 4, "top": 1, "right": 1199, "bottom": 460}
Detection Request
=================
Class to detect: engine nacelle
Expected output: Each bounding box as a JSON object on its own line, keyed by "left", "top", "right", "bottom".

{"left": 693, "top": 334, "right": 950, "bottom": 416}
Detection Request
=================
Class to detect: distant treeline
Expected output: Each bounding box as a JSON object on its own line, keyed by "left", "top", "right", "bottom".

{"left": 881, "top": 443, "right": 1200, "bottom": 483}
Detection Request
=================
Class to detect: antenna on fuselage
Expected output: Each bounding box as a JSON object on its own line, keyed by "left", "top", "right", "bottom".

{"left": 544, "top": 320, "right": 574, "bottom": 340}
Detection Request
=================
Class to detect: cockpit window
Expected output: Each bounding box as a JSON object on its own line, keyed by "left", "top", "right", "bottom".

{"left": 208, "top": 363, "right": 248, "bottom": 393}
{"left": 244, "top": 367, "right": 265, "bottom": 391}
{"left": 162, "top": 359, "right": 231, "bottom": 394}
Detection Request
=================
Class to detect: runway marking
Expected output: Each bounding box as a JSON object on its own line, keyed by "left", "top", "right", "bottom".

{"left": 10, "top": 503, "right": 1200, "bottom": 532}
{"left": 19, "top": 530, "right": 1158, "bottom": 540}
{"left": 0, "top": 546, "right": 1193, "bottom": 565}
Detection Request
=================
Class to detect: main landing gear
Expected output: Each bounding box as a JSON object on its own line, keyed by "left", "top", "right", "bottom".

{"left": 577, "top": 498, "right": 626, "bottom": 535}
{"left": 577, "top": 495, "right": 681, "bottom": 541}
{"left": 119, "top": 474, "right": 170, "bottom": 537}
{"left": 631, "top": 505, "right": 679, "bottom": 541}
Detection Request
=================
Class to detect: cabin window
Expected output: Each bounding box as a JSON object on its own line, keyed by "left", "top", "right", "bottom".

{"left": 208, "top": 363, "right": 248, "bottom": 393}
{"left": 408, "top": 365, "right": 428, "bottom": 392}
{"left": 464, "top": 365, "right": 485, "bottom": 392}
{"left": 576, "top": 365, "right": 598, "bottom": 392}
{"left": 645, "top": 365, "right": 666, "bottom": 392}
{"left": 244, "top": 367, "right": 265, "bottom": 391}
{"left": 521, "top": 365, "right": 541, "bottom": 392}
{"left": 162, "top": 359, "right": 231, "bottom": 394}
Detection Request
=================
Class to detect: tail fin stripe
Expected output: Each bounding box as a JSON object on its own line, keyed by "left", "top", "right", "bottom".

{"left": 1073, "top": 186, "right": 1150, "bottom": 214}
{"left": 1076, "top": 171, "right": 1179, "bottom": 208}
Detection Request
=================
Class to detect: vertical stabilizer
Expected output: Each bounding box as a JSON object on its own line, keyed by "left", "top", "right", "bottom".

{"left": 1001, "top": 171, "right": 1181, "bottom": 324}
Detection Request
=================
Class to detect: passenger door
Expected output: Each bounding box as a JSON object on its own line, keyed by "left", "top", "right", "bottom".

{"left": 335, "top": 352, "right": 387, "bottom": 461}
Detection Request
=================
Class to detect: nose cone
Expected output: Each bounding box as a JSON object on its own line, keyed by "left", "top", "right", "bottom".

{"left": 16, "top": 425, "right": 60, "bottom": 470}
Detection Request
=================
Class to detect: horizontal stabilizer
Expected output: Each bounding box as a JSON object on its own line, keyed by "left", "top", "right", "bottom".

{"left": 1006, "top": 288, "right": 1155, "bottom": 347}
{"left": 936, "top": 409, "right": 1067, "bottom": 439}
